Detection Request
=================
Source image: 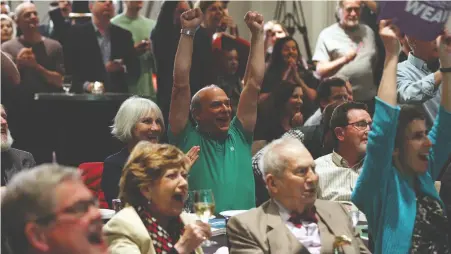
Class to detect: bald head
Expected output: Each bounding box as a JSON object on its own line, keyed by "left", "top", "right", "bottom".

{"left": 190, "top": 84, "right": 232, "bottom": 138}
{"left": 14, "top": 2, "right": 39, "bottom": 32}
{"left": 14, "top": 2, "right": 34, "bottom": 19}
{"left": 190, "top": 85, "right": 224, "bottom": 113}
{"left": 263, "top": 137, "right": 312, "bottom": 177}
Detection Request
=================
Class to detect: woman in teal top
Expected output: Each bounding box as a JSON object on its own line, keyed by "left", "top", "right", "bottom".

{"left": 352, "top": 21, "right": 451, "bottom": 253}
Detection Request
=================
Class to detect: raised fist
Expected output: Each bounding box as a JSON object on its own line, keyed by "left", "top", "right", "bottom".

{"left": 180, "top": 8, "right": 203, "bottom": 30}
{"left": 244, "top": 11, "right": 263, "bottom": 34}
{"left": 379, "top": 20, "right": 401, "bottom": 56}
{"left": 438, "top": 31, "right": 451, "bottom": 68}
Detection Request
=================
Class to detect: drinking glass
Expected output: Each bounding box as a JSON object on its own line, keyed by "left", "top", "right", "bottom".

{"left": 193, "top": 189, "right": 217, "bottom": 246}
{"left": 183, "top": 191, "right": 194, "bottom": 213}
{"left": 62, "top": 75, "right": 72, "bottom": 94}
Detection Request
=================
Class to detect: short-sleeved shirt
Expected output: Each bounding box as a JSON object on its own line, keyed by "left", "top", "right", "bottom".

{"left": 168, "top": 117, "right": 255, "bottom": 213}
{"left": 313, "top": 23, "right": 377, "bottom": 101}
{"left": 1, "top": 37, "right": 64, "bottom": 94}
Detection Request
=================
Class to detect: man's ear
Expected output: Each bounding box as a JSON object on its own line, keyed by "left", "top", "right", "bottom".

{"left": 265, "top": 174, "right": 278, "bottom": 194}
{"left": 25, "top": 223, "right": 50, "bottom": 252}
{"left": 319, "top": 99, "right": 329, "bottom": 110}
{"left": 192, "top": 108, "right": 201, "bottom": 123}
{"left": 334, "top": 127, "right": 345, "bottom": 142}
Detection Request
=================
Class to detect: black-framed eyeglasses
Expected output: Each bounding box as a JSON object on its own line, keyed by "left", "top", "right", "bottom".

{"left": 35, "top": 197, "right": 99, "bottom": 225}
{"left": 345, "top": 120, "right": 372, "bottom": 131}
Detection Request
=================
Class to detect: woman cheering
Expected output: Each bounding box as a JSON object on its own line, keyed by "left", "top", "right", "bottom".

{"left": 103, "top": 142, "right": 210, "bottom": 254}
{"left": 352, "top": 21, "right": 451, "bottom": 253}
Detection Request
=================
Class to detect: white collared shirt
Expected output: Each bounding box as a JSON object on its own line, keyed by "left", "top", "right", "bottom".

{"left": 274, "top": 200, "right": 321, "bottom": 254}
{"left": 315, "top": 151, "right": 362, "bottom": 202}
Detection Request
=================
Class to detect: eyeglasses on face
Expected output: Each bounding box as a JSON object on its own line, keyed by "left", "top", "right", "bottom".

{"left": 35, "top": 197, "right": 99, "bottom": 225}
{"left": 345, "top": 120, "right": 372, "bottom": 131}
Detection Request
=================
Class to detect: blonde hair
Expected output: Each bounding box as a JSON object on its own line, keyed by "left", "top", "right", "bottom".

{"left": 118, "top": 141, "right": 189, "bottom": 207}
{"left": 0, "top": 14, "right": 17, "bottom": 40}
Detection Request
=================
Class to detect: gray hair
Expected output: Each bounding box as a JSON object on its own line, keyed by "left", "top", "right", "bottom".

{"left": 1, "top": 164, "right": 81, "bottom": 253}
{"left": 262, "top": 136, "right": 308, "bottom": 178}
{"left": 0, "top": 14, "right": 17, "bottom": 39}
{"left": 111, "top": 96, "right": 164, "bottom": 143}
{"left": 14, "top": 2, "right": 35, "bottom": 21}
{"left": 332, "top": 73, "right": 349, "bottom": 82}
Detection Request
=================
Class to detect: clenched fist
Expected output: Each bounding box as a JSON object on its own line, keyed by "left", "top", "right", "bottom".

{"left": 244, "top": 11, "right": 263, "bottom": 35}
{"left": 180, "top": 8, "right": 203, "bottom": 30}
{"left": 438, "top": 31, "right": 451, "bottom": 68}
{"left": 379, "top": 20, "right": 401, "bottom": 56}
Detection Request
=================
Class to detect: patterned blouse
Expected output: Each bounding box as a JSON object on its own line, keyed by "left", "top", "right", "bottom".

{"left": 410, "top": 184, "right": 451, "bottom": 253}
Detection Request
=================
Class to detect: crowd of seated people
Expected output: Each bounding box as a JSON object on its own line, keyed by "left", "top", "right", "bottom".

{"left": 1, "top": 0, "right": 451, "bottom": 253}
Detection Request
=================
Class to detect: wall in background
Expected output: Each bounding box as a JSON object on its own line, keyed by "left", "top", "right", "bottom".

{"left": 9, "top": 0, "right": 337, "bottom": 59}
{"left": 228, "top": 1, "right": 337, "bottom": 59}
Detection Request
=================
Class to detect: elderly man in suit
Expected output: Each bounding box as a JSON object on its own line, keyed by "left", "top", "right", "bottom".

{"left": 227, "top": 137, "right": 369, "bottom": 254}
{"left": 66, "top": 0, "right": 139, "bottom": 93}
{"left": 1, "top": 104, "right": 35, "bottom": 186}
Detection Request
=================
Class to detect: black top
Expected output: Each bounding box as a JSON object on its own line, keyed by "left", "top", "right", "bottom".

{"left": 101, "top": 147, "right": 130, "bottom": 207}
{"left": 66, "top": 22, "right": 140, "bottom": 93}
{"left": 1, "top": 148, "right": 36, "bottom": 186}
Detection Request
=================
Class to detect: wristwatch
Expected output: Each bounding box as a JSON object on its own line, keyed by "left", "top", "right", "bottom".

{"left": 440, "top": 67, "right": 451, "bottom": 73}
{"left": 180, "top": 28, "right": 197, "bottom": 37}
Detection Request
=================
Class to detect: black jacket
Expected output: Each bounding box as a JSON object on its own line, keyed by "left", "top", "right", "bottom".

{"left": 66, "top": 22, "right": 140, "bottom": 93}
{"left": 101, "top": 147, "right": 130, "bottom": 207}
{"left": 1, "top": 148, "right": 36, "bottom": 186}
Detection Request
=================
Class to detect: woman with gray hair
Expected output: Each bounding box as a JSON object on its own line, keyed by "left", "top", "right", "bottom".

{"left": 0, "top": 14, "right": 16, "bottom": 44}
{"left": 101, "top": 96, "right": 199, "bottom": 207}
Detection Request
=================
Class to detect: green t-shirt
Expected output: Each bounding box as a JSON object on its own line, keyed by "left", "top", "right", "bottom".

{"left": 168, "top": 117, "right": 256, "bottom": 213}
{"left": 111, "top": 14, "right": 157, "bottom": 100}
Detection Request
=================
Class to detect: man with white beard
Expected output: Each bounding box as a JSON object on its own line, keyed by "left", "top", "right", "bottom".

{"left": 1, "top": 104, "right": 35, "bottom": 186}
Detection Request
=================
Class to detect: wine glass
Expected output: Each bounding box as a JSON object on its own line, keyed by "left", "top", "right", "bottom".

{"left": 193, "top": 189, "right": 217, "bottom": 247}
{"left": 62, "top": 75, "right": 72, "bottom": 95}
{"left": 183, "top": 191, "right": 194, "bottom": 213}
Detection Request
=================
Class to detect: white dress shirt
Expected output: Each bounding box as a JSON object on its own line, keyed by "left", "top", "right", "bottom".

{"left": 315, "top": 151, "right": 362, "bottom": 202}
{"left": 274, "top": 200, "right": 321, "bottom": 254}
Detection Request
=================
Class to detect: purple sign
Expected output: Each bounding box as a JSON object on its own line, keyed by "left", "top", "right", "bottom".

{"left": 378, "top": 1, "right": 451, "bottom": 41}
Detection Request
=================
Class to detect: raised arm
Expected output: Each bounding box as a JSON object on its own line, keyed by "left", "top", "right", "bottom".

{"left": 236, "top": 11, "right": 265, "bottom": 133}
{"left": 352, "top": 20, "right": 401, "bottom": 207}
{"left": 377, "top": 20, "right": 400, "bottom": 106}
{"left": 169, "top": 8, "right": 203, "bottom": 136}
{"left": 397, "top": 70, "right": 442, "bottom": 104}
{"left": 426, "top": 32, "right": 451, "bottom": 180}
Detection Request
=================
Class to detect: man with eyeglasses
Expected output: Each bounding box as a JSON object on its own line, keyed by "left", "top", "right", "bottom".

{"left": 304, "top": 76, "right": 352, "bottom": 126}
{"left": 314, "top": 101, "right": 372, "bottom": 202}
{"left": 1, "top": 164, "right": 108, "bottom": 254}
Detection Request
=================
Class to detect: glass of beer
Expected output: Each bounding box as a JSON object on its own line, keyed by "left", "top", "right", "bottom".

{"left": 193, "top": 189, "right": 217, "bottom": 246}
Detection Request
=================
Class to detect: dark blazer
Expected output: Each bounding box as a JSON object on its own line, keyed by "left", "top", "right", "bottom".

{"left": 227, "top": 199, "right": 370, "bottom": 254}
{"left": 66, "top": 21, "right": 140, "bottom": 93}
{"left": 1, "top": 148, "right": 36, "bottom": 185}
{"left": 101, "top": 147, "right": 130, "bottom": 207}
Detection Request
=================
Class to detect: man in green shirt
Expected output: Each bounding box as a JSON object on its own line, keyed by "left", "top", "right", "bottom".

{"left": 111, "top": 1, "right": 157, "bottom": 100}
{"left": 168, "top": 8, "right": 265, "bottom": 212}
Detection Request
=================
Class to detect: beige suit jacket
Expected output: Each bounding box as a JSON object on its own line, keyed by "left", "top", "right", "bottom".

{"left": 103, "top": 206, "right": 203, "bottom": 254}
{"left": 227, "top": 199, "right": 370, "bottom": 254}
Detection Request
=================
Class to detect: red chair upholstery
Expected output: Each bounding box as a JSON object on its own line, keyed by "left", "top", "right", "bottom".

{"left": 78, "top": 162, "right": 109, "bottom": 209}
